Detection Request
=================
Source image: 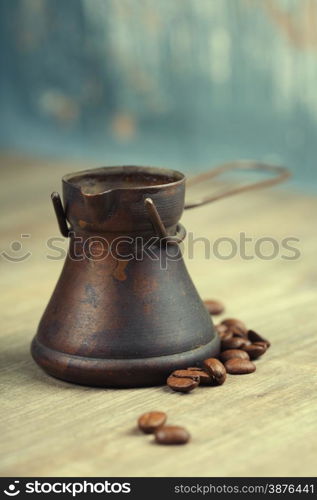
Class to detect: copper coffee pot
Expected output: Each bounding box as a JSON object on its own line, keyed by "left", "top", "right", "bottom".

{"left": 31, "top": 161, "right": 289, "bottom": 387}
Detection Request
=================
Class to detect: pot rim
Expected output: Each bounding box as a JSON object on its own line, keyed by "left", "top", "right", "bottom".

{"left": 62, "top": 165, "right": 185, "bottom": 196}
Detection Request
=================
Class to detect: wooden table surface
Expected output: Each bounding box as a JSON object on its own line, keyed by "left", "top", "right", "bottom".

{"left": 1, "top": 153, "right": 316, "bottom": 477}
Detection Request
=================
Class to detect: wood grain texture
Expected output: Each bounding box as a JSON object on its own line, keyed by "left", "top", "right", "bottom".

{"left": 1, "top": 153, "right": 316, "bottom": 477}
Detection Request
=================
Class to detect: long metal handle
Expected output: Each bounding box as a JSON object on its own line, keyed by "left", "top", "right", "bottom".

{"left": 185, "top": 160, "right": 290, "bottom": 210}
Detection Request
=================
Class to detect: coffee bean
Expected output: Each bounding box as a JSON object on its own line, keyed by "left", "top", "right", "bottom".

{"left": 186, "top": 367, "right": 212, "bottom": 385}
{"left": 254, "top": 341, "right": 268, "bottom": 349}
{"left": 215, "top": 324, "right": 233, "bottom": 340}
{"left": 171, "top": 369, "right": 200, "bottom": 383}
{"left": 230, "top": 325, "right": 248, "bottom": 339}
{"left": 224, "top": 358, "right": 256, "bottom": 375}
{"left": 138, "top": 411, "right": 167, "bottom": 434}
{"left": 221, "top": 336, "right": 247, "bottom": 351}
{"left": 215, "top": 323, "right": 228, "bottom": 335}
{"left": 243, "top": 343, "right": 267, "bottom": 360}
{"left": 202, "top": 358, "right": 226, "bottom": 385}
{"left": 248, "top": 330, "right": 271, "bottom": 348}
{"left": 155, "top": 425, "right": 190, "bottom": 445}
{"left": 167, "top": 375, "right": 198, "bottom": 393}
{"left": 204, "top": 299, "right": 225, "bottom": 315}
{"left": 221, "top": 318, "right": 247, "bottom": 335}
{"left": 220, "top": 349, "right": 250, "bottom": 363}
{"left": 220, "top": 331, "right": 234, "bottom": 341}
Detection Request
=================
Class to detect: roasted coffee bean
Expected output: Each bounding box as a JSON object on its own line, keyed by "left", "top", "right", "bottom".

{"left": 215, "top": 324, "right": 233, "bottom": 341}
{"left": 220, "top": 349, "right": 250, "bottom": 363}
{"left": 138, "top": 411, "right": 167, "bottom": 434}
{"left": 221, "top": 336, "right": 247, "bottom": 351}
{"left": 224, "top": 358, "right": 256, "bottom": 375}
{"left": 202, "top": 358, "right": 226, "bottom": 385}
{"left": 204, "top": 299, "right": 225, "bottom": 315}
{"left": 167, "top": 375, "right": 198, "bottom": 393}
{"left": 186, "top": 367, "right": 212, "bottom": 385}
{"left": 230, "top": 325, "right": 249, "bottom": 339}
{"left": 155, "top": 425, "right": 190, "bottom": 445}
{"left": 220, "top": 331, "right": 234, "bottom": 341}
{"left": 171, "top": 369, "right": 200, "bottom": 383}
{"left": 243, "top": 342, "right": 267, "bottom": 360}
{"left": 254, "top": 341, "right": 268, "bottom": 348}
{"left": 248, "top": 330, "right": 271, "bottom": 348}
{"left": 221, "top": 318, "right": 248, "bottom": 335}
{"left": 215, "top": 323, "right": 229, "bottom": 334}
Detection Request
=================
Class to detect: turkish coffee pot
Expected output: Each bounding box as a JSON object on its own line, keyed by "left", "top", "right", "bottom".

{"left": 31, "top": 161, "right": 289, "bottom": 387}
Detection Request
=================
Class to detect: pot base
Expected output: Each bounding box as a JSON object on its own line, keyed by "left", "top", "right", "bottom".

{"left": 31, "top": 336, "right": 220, "bottom": 388}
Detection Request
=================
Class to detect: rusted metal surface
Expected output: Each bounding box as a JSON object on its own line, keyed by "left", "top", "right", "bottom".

{"left": 31, "top": 165, "right": 219, "bottom": 387}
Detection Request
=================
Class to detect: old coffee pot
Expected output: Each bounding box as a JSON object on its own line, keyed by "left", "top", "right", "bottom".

{"left": 31, "top": 162, "right": 288, "bottom": 386}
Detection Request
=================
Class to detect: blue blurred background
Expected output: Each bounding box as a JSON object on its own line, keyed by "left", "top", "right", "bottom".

{"left": 1, "top": 0, "right": 317, "bottom": 190}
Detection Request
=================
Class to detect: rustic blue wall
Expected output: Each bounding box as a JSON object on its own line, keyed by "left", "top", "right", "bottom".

{"left": 1, "top": 0, "right": 317, "bottom": 190}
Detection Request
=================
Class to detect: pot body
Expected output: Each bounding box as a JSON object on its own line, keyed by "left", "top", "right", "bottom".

{"left": 31, "top": 166, "right": 219, "bottom": 386}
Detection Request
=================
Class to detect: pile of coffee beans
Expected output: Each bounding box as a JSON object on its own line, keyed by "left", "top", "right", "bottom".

{"left": 136, "top": 300, "right": 271, "bottom": 445}
{"left": 166, "top": 302, "right": 271, "bottom": 394}
{"left": 137, "top": 411, "right": 190, "bottom": 445}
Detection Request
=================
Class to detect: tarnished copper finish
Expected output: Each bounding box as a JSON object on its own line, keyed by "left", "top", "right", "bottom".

{"left": 32, "top": 166, "right": 219, "bottom": 387}
{"left": 31, "top": 162, "right": 289, "bottom": 387}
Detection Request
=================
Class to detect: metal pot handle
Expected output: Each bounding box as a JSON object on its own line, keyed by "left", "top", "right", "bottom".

{"left": 184, "top": 160, "right": 290, "bottom": 210}
{"left": 144, "top": 197, "right": 186, "bottom": 245}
